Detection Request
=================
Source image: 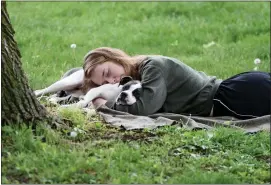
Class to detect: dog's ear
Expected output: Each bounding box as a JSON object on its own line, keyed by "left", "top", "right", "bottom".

{"left": 119, "top": 76, "right": 133, "bottom": 86}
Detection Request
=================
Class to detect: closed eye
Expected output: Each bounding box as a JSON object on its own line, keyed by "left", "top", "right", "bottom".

{"left": 102, "top": 69, "right": 105, "bottom": 77}
{"left": 106, "top": 68, "right": 110, "bottom": 77}
{"left": 102, "top": 68, "right": 110, "bottom": 85}
{"left": 102, "top": 68, "right": 110, "bottom": 77}
{"left": 101, "top": 69, "right": 106, "bottom": 85}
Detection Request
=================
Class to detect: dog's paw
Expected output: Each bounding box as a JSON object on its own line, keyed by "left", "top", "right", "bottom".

{"left": 82, "top": 108, "right": 97, "bottom": 117}
{"left": 46, "top": 95, "right": 59, "bottom": 105}
{"left": 87, "top": 102, "right": 94, "bottom": 109}
{"left": 59, "top": 103, "right": 78, "bottom": 108}
{"left": 59, "top": 101, "right": 87, "bottom": 109}
{"left": 58, "top": 104, "right": 76, "bottom": 111}
{"left": 75, "top": 101, "right": 89, "bottom": 109}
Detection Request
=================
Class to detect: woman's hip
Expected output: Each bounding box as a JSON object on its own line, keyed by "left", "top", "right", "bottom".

{"left": 212, "top": 71, "right": 271, "bottom": 119}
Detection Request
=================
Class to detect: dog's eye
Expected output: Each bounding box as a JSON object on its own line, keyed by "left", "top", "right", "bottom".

{"left": 122, "top": 85, "right": 131, "bottom": 91}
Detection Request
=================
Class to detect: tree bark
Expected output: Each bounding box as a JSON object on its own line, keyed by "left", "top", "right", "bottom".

{"left": 1, "top": 1, "right": 47, "bottom": 124}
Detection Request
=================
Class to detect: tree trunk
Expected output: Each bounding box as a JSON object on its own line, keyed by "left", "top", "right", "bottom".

{"left": 1, "top": 1, "right": 47, "bottom": 124}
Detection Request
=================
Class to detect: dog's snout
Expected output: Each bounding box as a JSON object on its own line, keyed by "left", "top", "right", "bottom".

{"left": 120, "top": 92, "right": 128, "bottom": 98}
{"left": 116, "top": 92, "right": 128, "bottom": 105}
{"left": 116, "top": 81, "right": 142, "bottom": 106}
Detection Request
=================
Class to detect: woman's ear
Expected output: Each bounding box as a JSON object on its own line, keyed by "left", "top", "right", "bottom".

{"left": 119, "top": 76, "right": 133, "bottom": 86}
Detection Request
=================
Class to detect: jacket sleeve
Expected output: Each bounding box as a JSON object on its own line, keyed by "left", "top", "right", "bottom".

{"left": 112, "top": 64, "right": 167, "bottom": 115}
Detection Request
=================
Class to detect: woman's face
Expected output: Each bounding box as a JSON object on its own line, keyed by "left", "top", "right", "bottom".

{"left": 90, "top": 61, "right": 126, "bottom": 86}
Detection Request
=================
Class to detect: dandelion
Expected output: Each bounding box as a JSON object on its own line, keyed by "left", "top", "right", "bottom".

{"left": 70, "top": 131, "right": 77, "bottom": 137}
{"left": 70, "top": 43, "right": 77, "bottom": 62}
{"left": 70, "top": 44, "right": 76, "bottom": 49}
{"left": 253, "top": 58, "right": 261, "bottom": 71}
{"left": 254, "top": 58, "right": 261, "bottom": 65}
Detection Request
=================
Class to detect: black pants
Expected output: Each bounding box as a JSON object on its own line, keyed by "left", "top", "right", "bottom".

{"left": 213, "top": 71, "right": 271, "bottom": 119}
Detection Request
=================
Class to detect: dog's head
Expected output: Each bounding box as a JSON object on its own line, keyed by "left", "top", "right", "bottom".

{"left": 116, "top": 76, "right": 142, "bottom": 105}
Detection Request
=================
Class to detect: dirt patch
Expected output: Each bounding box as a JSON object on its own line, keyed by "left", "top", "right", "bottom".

{"left": 255, "top": 155, "right": 271, "bottom": 164}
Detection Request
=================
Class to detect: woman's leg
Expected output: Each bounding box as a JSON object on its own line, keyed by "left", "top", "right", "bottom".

{"left": 213, "top": 71, "right": 271, "bottom": 119}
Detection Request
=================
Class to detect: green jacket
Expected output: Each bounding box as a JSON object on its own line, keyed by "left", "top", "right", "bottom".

{"left": 113, "top": 55, "right": 222, "bottom": 116}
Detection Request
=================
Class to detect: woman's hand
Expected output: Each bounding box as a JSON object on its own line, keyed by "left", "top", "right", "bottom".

{"left": 92, "top": 98, "right": 107, "bottom": 109}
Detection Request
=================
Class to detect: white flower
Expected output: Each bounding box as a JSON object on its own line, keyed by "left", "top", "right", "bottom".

{"left": 254, "top": 58, "right": 261, "bottom": 65}
{"left": 253, "top": 66, "right": 258, "bottom": 71}
{"left": 70, "top": 44, "right": 76, "bottom": 49}
{"left": 70, "top": 131, "right": 77, "bottom": 137}
{"left": 73, "top": 127, "right": 85, "bottom": 134}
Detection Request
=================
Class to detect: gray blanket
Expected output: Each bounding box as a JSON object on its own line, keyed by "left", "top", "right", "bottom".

{"left": 96, "top": 105, "right": 270, "bottom": 133}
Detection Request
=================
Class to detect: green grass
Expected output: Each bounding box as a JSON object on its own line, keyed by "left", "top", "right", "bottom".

{"left": 2, "top": 2, "right": 270, "bottom": 184}
{"left": 2, "top": 114, "right": 270, "bottom": 184}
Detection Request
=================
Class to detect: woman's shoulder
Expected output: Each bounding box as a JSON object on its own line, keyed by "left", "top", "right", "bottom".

{"left": 142, "top": 55, "right": 172, "bottom": 67}
{"left": 140, "top": 55, "right": 183, "bottom": 70}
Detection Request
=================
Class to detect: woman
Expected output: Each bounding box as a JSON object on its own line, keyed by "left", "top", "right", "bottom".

{"left": 82, "top": 47, "right": 270, "bottom": 119}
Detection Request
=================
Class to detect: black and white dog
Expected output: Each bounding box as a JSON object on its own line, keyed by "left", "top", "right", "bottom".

{"left": 34, "top": 68, "right": 142, "bottom": 108}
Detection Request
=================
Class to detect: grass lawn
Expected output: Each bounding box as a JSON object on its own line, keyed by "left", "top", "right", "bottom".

{"left": 2, "top": 2, "right": 270, "bottom": 184}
